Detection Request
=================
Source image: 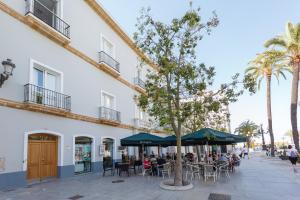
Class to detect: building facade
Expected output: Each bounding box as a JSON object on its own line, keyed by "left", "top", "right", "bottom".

{"left": 0, "top": 0, "right": 164, "bottom": 190}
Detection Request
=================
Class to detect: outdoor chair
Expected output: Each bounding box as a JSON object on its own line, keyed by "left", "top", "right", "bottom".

{"left": 142, "top": 162, "right": 153, "bottom": 176}
{"left": 158, "top": 162, "right": 171, "bottom": 179}
{"left": 119, "top": 163, "right": 130, "bottom": 176}
{"left": 134, "top": 160, "right": 143, "bottom": 174}
{"left": 185, "top": 164, "right": 201, "bottom": 181}
{"left": 218, "top": 163, "right": 230, "bottom": 179}
{"left": 204, "top": 164, "right": 217, "bottom": 182}
{"left": 103, "top": 158, "right": 114, "bottom": 176}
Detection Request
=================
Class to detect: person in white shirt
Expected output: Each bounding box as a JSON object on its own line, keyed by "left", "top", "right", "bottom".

{"left": 243, "top": 147, "right": 249, "bottom": 159}
{"left": 287, "top": 145, "right": 299, "bottom": 173}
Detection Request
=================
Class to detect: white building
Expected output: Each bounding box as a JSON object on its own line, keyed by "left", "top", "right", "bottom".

{"left": 0, "top": 0, "right": 165, "bottom": 189}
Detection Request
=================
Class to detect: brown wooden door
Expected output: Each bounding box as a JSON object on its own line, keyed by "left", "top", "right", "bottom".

{"left": 27, "top": 141, "right": 41, "bottom": 180}
{"left": 27, "top": 134, "right": 58, "bottom": 180}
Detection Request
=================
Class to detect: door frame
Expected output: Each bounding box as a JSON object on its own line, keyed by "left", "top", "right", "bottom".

{"left": 23, "top": 130, "right": 64, "bottom": 171}
{"left": 100, "top": 136, "right": 117, "bottom": 161}
{"left": 72, "top": 135, "right": 95, "bottom": 165}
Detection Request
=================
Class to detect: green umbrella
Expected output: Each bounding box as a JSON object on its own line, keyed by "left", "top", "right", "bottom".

{"left": 182, "top": 128, "right": 239, "bottom": 145}
{"left": 121, "top": 132, "right": 164, "bottom": 146}
{"left": 121, "top": 132, "right": 165, "bottom": 161}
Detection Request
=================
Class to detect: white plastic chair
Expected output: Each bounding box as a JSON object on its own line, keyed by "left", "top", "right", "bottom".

{"left": 204, "top": 164, "right": 217, "bottom": 182}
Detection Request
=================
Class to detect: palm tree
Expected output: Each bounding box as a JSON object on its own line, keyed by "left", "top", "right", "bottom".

{"left": 245, "top": 50, "right": 289, "bottom": 156}
{"left": 235, "top": 120, "right": 259, "bottom": 150}
{"left": 265, "top": 22, "right": 300, "bottom": 150}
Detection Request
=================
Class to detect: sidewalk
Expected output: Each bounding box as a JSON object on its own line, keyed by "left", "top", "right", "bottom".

{"left": 1, "top": 153, "right": 300, "bottom": 200}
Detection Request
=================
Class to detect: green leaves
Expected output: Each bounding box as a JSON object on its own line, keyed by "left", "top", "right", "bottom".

{"left": 244, "top": 49, "right": 290, "bottom": 94}
{"left": 234, "top": 120, "right": 260, "bottom": 140}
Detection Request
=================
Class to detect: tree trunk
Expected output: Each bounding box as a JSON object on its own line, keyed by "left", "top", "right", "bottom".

{"left": 174, "top": 132, "right": 183, "bottom": 186}
{"left": 291, "top": 62, "right": 300, "bottom": 150}
{"left": 266, "top": 76, "right": 275, "bottom": 156}
{"left": 261, "top": 125, "right": 266, "bottom": 150}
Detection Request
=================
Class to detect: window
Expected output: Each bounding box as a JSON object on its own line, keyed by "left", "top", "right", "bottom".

{"left": 29, "top": 59, "right": 64, "bottom": 107}
{"left": 139, "top": 109, "right": 146, "bottom": 121}
{"left": 31, "top": 62, "right": 61, "bottom": 92}
{"left": 137, "top": 68, "right": 142, "bottom": 79}
{"left": 101, "top": 91, "right": 116, "bottom": 110}
{"left": 102, "top": 36, "right": 114, "bottom": 58}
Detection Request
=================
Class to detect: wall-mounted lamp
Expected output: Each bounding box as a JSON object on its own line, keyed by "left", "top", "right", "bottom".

{"left": 0, "top": 59, "right": 16, "bottom": 88}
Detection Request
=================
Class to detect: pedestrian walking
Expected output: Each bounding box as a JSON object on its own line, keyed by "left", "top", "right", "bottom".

{"left": 287, "top": 145, "right": 299, "bottom": 173}
{"left": 243, "top": 147, "right": 249, "bottom": 159}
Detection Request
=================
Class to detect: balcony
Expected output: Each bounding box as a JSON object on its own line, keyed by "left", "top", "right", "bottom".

{"left": 134, "top": 118, "right": 151, "bottom": 129}
{"left": 99, "top": 106, "right": 121, "bottom": 125}
{"left": 25, "top": 0, "right": 71, "bottom": 45}
{"left": 24, "top": 84, "right": 71, "bottom": 114}
{"left": 98, "top": 51, "right": 120, "bottom": 77}
{"left": 134, "top": 77, "right": 145, "bottom": 90}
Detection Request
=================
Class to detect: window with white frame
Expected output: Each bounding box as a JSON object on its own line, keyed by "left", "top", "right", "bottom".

{"left": 102, "top": 37, "right": 114, "bottom": 58}
{"left": 101, "top": 91, "right": 116, "bottom": 110}
{"left": 29, "top": 60, "right": 64, "bottom": 107}
{"left": 139, "top": 109, "right": 147, "bottom": 121}
{"left": 31, "top": 61, "right": 62, "bottom": 92}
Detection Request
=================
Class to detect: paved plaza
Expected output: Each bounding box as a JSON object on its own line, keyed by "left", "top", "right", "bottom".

{"left": 1, "top": 153, "right": 300, "bottom": 200}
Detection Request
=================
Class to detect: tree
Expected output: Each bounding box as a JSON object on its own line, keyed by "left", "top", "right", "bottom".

{"left": 134, "top": 5, "right": 241, "bottom": 186}
{"left": 245, "top": 50, "right": 289, "bottom": 156}
{"left": 258, "top": 124, "right": 267, "bottom": 150}
{"left": 235, "top": 120, "right": 259, "bottom": 150}
{"left": 183, "top": 92, "right": 231, "bottom": 133}
{"left": 265, "top": 22, "right": 300, "bottom": 150}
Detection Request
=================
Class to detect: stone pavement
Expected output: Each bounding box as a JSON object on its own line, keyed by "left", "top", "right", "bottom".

{"left": 1, "top": 153, "right": 300, "bottom": 200}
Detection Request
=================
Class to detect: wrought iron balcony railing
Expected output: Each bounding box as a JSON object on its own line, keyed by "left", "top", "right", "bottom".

{"left": 26, "top": 0, "right": 70, "bottom": 38}
{"left": 134, "top": 77, "right": 145, "bottom": 89}
{"left": 24, "top": 84, "right": 71, "bottom": 111}
{"left": 99, "top": 51, "right": 120, "bottom": 72}
{"left": 134, "top": 118, "right": 151, "bottom": 128}
{"left": 99, "top": 106, "right": 121, "bottom": 122}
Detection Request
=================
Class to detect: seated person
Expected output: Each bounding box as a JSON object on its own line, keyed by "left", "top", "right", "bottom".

{"left": 219, "top": 154, "right": 228, "bottom": 162}
{"left": 166, "top": 153, "right": 171, "bottom": 160}
{"left": 207, "top": 154, "right": 213, "bottom": 164}
{"left": 143, "top": 157, "right": 151, "bottom": 169}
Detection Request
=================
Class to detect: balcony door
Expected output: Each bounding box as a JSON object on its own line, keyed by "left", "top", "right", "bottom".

{"left": 33, "top": 67, "right": 59, "bottom": 106}
{"left": 33, "top": 0, "right": 59, "bottom": 28}
{"left": 102, "top": 37, "right": 114, "bottom": 58}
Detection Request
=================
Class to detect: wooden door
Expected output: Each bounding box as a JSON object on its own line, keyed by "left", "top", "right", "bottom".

{"left": 27, "top": 141, "right": 41, "bottom": 180}
{"left": 40, "top": 141, "right": 57, "bottom": 178}
{"left": 27, "top": 134, "right": 58, "bottom": 180}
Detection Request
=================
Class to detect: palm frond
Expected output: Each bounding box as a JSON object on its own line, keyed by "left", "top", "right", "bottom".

{"left": 257, "top": 76, "right": 264, "bottom": 90}
{"left": 295, "top": 22, "right": 300, "bottom": 43}
{"left": 264, "top": 37, "right": 287, "bottom": 48}
{"left": 286, "top": 22, "right": 296, "bottom": 43}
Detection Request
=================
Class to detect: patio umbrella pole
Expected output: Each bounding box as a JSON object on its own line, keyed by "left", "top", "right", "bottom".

{"left": 158, "top": 145, "right": 161, "bottom": 157}
{"left": 141, "top": 144, "right": 144, "bottom": 162}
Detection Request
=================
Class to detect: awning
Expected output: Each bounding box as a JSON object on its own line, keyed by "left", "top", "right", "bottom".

{"left": 182, "top": 128, "right": 246, "bottom": 145}
{"left": 120, "top": 132, "right": 164, "bottom": 146}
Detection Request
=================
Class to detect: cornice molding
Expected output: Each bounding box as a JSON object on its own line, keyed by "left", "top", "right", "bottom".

{"left": 0, "top": 98, "right": 166, "bottom": 134}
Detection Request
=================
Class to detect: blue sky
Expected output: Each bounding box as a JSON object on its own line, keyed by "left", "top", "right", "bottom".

{"left": 99, "top": 0, "right": 300, "bottom": 142}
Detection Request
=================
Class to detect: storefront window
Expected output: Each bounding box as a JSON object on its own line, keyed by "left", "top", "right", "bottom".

{"left": 102, "top": 138, "right": 114, "bottom": 159}
{"left": 75, "top": 137, "right": 92, "bottom": 174}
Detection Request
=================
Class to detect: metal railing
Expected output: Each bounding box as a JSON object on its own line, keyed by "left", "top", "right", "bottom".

{"left": 24, "top": 84, "right": 71, "bottom": 111}
{"left": 134, "top": 77, "right": 145, "bottom": 89}
{"left": 26, "top": 0, "right": 70, "bottom": 38}
{"left": 99, "top": 51, "right": 120, "bottom": 72}
{"left": 99, "top": 106, "right": 121, "bottom": 122}
{"left": 134, "top": 118, "right": 151, "bottom": 128}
